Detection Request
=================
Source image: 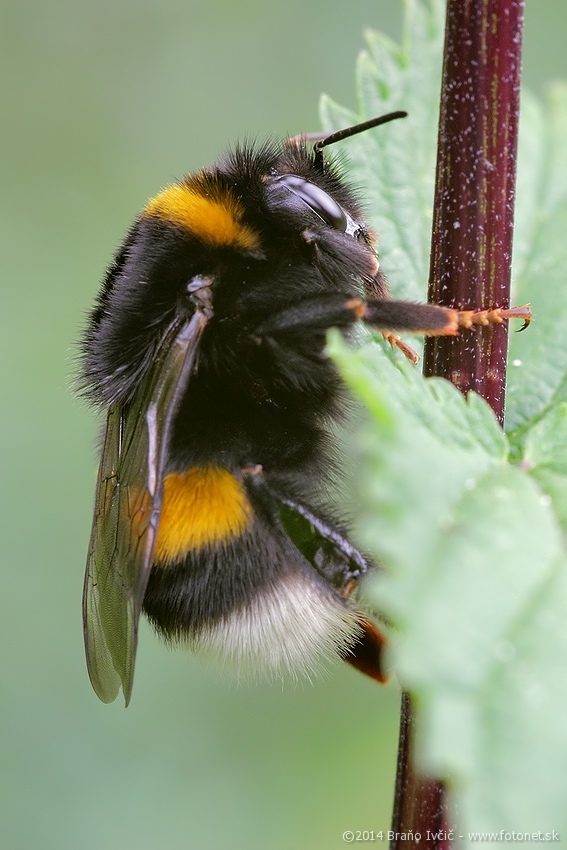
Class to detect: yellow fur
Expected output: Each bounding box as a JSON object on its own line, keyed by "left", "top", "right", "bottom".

{"left": 144, "top": 183, "right": 260, "bottom": 250}
{"left": 154, "top": 467, "right": 253, "bottom": 563}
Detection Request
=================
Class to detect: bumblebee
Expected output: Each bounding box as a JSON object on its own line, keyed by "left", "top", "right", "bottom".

{"left": 81, "top": 112, "right": 529, "bottom": 704}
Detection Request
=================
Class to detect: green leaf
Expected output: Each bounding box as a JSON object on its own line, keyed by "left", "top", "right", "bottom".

{"left": 521, "top": 402, "right": 567, "bottom": 533}
{"left": 329, "top": 332, "right": 508, "bottom": 622}
{"left": 320, "top": 0, "right": 444, "bottom": 306}
{"left": 321, "top": 4, "right": 567, "bottom": 433}
{"left": 332, "top": 335, "right": 567, "bottom": 838}
{"left": 523, "top": 402, "right": 567, "bottom": 473}
{"left": 507, "top": 83, "right": 567, "bottom": 431}
{"left": 324, "top": 3, "right": 567, "bottom": 841}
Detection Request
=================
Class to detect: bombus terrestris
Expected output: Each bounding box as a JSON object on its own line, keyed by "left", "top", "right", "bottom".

{"left": 81, "top": 112, "right": 530, "bottom": 704}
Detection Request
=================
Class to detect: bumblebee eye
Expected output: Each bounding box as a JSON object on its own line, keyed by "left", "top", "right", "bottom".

{"left": 274, "top": 174, "right": 350, "bottom": 233}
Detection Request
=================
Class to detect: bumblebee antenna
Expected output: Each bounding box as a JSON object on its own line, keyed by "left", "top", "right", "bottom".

{"left": 313, "top": 110, "right": 408, "bottom": 169}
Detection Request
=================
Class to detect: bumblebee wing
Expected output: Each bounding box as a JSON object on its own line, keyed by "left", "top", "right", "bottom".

{"left": 83, "top": 306, "right": 211, "bottom": 705}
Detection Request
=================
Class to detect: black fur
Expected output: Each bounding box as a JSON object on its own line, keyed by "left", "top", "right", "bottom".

{"left": 82, "top": 141, "right": 387, "bottom": 503}
{"left": 82, "top": 137, "right": 391, "bottom": 695}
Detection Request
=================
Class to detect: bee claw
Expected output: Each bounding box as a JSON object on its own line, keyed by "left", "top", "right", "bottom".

{"left": 456, "top": 304, "right": 532, "bottom": 331}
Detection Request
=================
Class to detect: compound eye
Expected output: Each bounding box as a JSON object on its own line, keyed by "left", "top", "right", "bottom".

{"left": 275, "top": 174, "right": 349, "bottom": 232}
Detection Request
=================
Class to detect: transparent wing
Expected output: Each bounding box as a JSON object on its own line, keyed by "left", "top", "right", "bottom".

{"left": 82, "top": 308, "right": 210, "bottom": 705}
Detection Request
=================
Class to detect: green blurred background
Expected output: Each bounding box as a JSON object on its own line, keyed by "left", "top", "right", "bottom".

{"left": 1, "top": 2, "right": 564, "bottom": 848}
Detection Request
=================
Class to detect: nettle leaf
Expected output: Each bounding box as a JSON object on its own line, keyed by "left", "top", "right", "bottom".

{"left": 521, "top": 402, "right": 567, "bottom": 533}
{"left": 328, "top": 333, "right": 507, "bottom": 625}
{"left": 320, "top": 0, "right": 444, "bottom": 307}
{"left": 324, "top": 0, "right": 567, "bottom": 840}
{"left": 322, "top": 5, "right": 567, "bottom": 432}
{"left": 331, "top": 333, "right": 567, "bottom": 837}
{"left": 507, "top": 84, "right": 567, "bottom": 432}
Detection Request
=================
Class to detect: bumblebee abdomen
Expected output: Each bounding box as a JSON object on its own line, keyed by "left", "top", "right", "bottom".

{"left": 144, "top": 506, "right": 361, "bottom": 676}
{"left": 143, "top": 469, "right": 362, "bottom": 678}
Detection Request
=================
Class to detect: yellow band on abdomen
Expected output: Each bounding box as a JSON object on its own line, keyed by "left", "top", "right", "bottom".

{"left": 154, "top": 466, "right": 253, "bottom": 564}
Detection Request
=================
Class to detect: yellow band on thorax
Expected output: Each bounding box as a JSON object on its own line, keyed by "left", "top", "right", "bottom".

{"left": 143, "top": 182, "right": 260, "bottom": 251}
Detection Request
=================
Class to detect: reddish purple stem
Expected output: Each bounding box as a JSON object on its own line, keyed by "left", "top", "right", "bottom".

{"left": 390, "top": 694, "right": 452, "bottom": 849}
{"left": 391, "top": 2, "right": 524, "bottom": 848}
{"left": 423, "top": 0, "right": 524, "bottom": 424}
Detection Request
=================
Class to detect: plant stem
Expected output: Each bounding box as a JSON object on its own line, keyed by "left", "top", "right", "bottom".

{"left": 391, "top": 1, "right": 524, "bottom": 847}
{"left": 391, "top": 693, "right": 451, "bottom": 848}
{"left": 423, "top": 0, "right": 525, "bottom": 423}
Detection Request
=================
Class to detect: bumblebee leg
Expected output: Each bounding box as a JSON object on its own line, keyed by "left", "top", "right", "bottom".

{"left": 382, "top": 333, "right": 420, "bottom": 364}
{"left": 241, "top": 467, "right": 369, "bottom": 583}
{"left": 360, "top": 298, "right": 532, "bottom": 362}
{"left": 241, "top": 465, "right": 389, "bottom": 683}
{"left": 253, "top": 292, "right": 531, "bottom": 363}
{"left": 344, "top": 617, "right": 389, "bottom": 684}
{"left": 454, "top": 304, "right": 532, "bottom": 331}
{"left": 362, "top": 297, "right": 531, "bottom": 334}
{"left": 274, "top": 492, "right": 370, "bottom": 579}
{"left": 271, "top": 491, "right": 389, "bottom": 684}
{"left": 253, "top": 293, "right": 363, "bottom": 336}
